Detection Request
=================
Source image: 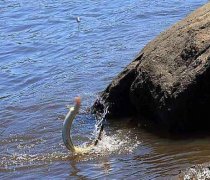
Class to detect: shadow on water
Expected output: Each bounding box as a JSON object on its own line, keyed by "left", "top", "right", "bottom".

{"left": 105, "top": 117, "right": 210, "bottom": 178}
{"left": 119, "top": 116, "right": 210, "bottom": 140}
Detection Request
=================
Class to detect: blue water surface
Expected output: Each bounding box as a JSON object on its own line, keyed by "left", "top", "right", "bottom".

{"left": 0, "top": 0, "right": 209, "bottom": 179}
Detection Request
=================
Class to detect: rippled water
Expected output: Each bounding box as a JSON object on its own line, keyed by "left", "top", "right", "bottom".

{"left": 0, "top": 0, "right": 209, "bottom": 179}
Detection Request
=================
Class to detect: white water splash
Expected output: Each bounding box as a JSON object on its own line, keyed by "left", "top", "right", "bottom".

{"left": 79, "top": 129, "right": 141, "bottom": 156}
{"left": 181, "top": 165, "right": 210, "bottom": 180}
{"left": 93, "top": 104, "right": 109, "bottom": 138}
{"left": 94, "top": 131, "right": 140, "bottom": 154}
{"left": 1, "top": 130, "right": 140, "bottom": 171}
{"left": 1, "top": 102, "right": 141, "bottom": 171}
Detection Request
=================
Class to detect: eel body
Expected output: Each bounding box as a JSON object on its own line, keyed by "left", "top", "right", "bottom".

{"left": 62, "top": 97, "right": 102, "bottom": 153}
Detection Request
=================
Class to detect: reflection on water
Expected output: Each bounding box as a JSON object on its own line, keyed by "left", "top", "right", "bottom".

{"left": 0, "top": 0, "right": 209, "bottom": 179}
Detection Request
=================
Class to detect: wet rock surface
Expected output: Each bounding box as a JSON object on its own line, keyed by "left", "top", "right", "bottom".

{"left": 92, "top": 3, "right": 210, "bottom": 132}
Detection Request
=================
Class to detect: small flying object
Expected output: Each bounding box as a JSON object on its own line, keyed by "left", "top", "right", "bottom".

{"left": 76, "top": 16, "right": 81, "bottom": 23}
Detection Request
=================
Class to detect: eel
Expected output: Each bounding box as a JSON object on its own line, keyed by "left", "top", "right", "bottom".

{"left": 62, "top": 97, "right": 103, "bottom": 153}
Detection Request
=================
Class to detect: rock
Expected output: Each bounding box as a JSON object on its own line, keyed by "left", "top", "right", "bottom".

{"left": 92, "top": 3, "right": 210, "bottom": 132}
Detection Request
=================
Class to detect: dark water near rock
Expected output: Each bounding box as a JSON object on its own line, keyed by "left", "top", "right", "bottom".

{"left": 1, "top": 0, "right": 210, "bottom": 179}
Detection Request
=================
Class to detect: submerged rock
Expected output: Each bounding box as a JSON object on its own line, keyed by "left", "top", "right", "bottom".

{"left": 92, "top": 3, "right": 210, "bottom": 132}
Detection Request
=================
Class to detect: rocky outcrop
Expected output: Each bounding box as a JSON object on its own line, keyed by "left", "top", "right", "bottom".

{"left": 92, "top": 3, "right": 210, "bottom": 132}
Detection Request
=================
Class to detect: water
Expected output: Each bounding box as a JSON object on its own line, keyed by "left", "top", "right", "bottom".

{"left": 0, "top": 0, "right": 210, "bottom": 179}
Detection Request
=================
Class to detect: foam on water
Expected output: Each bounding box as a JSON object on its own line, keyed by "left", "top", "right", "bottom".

{"left": 80, "top": 129, "right": 141, "bottom": 155}
{"left": 0, "top": 152, "right": 69, "bottom": 172}
{"left": 86, "top": 103, "right": 140, "bottom": 155}
{"left": 179, "top": 165, "right": 210, "bottom": 180}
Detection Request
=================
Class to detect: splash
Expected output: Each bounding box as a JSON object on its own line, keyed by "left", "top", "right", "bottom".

{"left": 179, "top": 164, "right": 210, "bottom": 179}
{"left": 0, "top": 129, "right": 140, "bottom": 171}
{"left": 0, "top": 102, "right": 141, "bottom": 171}
{"left": 0, "top": 151, "right": 69, "bottom": 171}
{"left": 76, "top": 102, "right": 141, "bottom": 155}
{"left": 92, "top": 105, "right": 109, "bottom": 143}
{"left": 89, "top": 130, "right": 140, "bottom": 155}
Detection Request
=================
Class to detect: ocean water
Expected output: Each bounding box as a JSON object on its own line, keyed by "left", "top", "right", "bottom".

{"left": 0, "top": 0, "right": 209, "bottom": 179}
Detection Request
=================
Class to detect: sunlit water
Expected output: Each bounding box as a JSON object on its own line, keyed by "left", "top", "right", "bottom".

{"left": 0, "top": 0, "right": 210, "bottom": 179}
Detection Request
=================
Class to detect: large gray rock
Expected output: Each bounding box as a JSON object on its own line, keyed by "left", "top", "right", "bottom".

{"left": 92, "top": 3, "right": 210, "bottom": 132}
